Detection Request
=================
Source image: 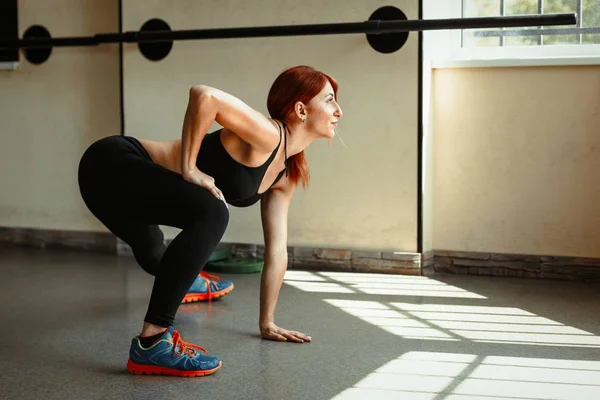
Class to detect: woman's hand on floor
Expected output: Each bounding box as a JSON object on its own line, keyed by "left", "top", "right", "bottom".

{"left": 260, "top": 322, "right": 311, "bottom": 343}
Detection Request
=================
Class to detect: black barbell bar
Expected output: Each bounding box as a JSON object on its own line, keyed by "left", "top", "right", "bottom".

{"left": 0, "top": 13, "right": 577, "bottom": 50}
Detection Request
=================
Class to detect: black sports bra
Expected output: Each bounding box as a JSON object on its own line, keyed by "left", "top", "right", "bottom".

{"left": 195, "top": 122, "right": 287, "bottom": 207}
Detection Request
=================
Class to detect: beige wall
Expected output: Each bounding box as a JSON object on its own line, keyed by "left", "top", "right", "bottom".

{"left": 0, "top": 0, "right": 120, "bottom": 232}
{"left": 7, "top": 2, "right": 594, "bottom": 260}
{"left": 122, "top": 0, "right": 421, "bottom": 252}
{"left": 431, "top": 66, "right": 600, "bottom": 258}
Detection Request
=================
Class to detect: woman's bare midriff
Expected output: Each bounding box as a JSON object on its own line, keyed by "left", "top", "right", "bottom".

{"left": 137, "top": 130, "right": 286, "bottom": 194}
{"left": 137, "top": 138, "right": 183, "bottom": 175}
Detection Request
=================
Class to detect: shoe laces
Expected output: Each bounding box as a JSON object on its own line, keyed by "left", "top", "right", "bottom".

{"left": 200, "top": 271, "right": 221, "bottom": 282}
{"left": 171, "top": 330, "right": 207, "bottom": 358}
{"left": 200, "top": 271, "right": 221, "bottom": 298}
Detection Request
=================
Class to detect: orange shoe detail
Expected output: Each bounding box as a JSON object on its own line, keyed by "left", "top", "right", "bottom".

{"left": 182, "top": 271, "right": 234, "bottom": 303}
{"left": 126, "top": 359, "right": 222, "bottom": 377}
{"left": 127, "top": 329, "right": 222, "bottom": 377}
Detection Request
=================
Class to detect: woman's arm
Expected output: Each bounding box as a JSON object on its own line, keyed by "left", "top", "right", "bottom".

{"left": 180, "top": 87, "right": 217, "bottom": 180}
{"left": 259, "top": 181, "right": 311, "bottom": 343}
{"left": 180, "top": 85, "right": 280, "bottom": 198}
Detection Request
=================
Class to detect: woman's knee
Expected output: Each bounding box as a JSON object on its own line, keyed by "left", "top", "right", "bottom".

{"left": 126, "top": 226, "right": 166, "bottom": 276}
{"left": 188, "top": 198, "right": 229, "bottom": 233}
{"left": 207, "top": 200, "right": 230, "bottom": 233}
{"left": 133, "top": 246, "right": 165, "bottom": 276}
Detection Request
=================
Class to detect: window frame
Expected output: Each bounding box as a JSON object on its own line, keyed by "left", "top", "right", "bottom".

{"left": 423, "top": 0, "right": 600, "bottom": 69}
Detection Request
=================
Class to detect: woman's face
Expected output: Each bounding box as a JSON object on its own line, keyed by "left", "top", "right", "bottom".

{"left": 304, "top": 81, "right": 343, "bottom": 138}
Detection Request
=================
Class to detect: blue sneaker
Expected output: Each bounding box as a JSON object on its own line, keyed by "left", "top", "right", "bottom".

{"left": 127, "top": 326, "right": 222, "bottom": 377}
{"left": 182, "top": 271, "right": 234, "bottom": 303}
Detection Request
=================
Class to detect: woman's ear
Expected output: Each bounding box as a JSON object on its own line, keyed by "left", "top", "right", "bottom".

{"left": 294, "top": 101, "right": 307, "bottom": 122}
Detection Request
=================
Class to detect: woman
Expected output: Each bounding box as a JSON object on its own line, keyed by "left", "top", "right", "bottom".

{"left": 78, "top": 65, "right": 343, "bottom": 377}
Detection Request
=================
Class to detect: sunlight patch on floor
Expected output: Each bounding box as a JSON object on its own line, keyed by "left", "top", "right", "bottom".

{"left": 331, "top": 352, "right": 600, "bottom": 400}
{"left": 284, "top": 271, "right": 486, "bottom": 299}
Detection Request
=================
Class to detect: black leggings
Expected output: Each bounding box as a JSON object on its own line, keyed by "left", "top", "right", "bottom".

{"left": 78, "top": 135, "right": 229, "bottom": 327}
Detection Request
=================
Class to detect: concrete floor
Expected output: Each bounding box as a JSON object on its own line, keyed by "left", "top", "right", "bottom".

{"left": 2, "top": 247, "right": 600, "bottom": 400}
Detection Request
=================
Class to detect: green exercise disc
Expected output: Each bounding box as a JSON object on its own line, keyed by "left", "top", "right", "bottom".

{"left": 207, "top": 248, "right": 232, "bottom": 263}
{"left": 205, "top": 257, "right": 264, "bottom": 274}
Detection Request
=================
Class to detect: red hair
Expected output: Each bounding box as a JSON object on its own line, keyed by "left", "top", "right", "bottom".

{"left": 267, "top": 65, "right": 338, "bottom": 189}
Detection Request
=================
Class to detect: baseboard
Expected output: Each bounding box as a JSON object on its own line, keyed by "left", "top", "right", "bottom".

{"left": 214, "top": 242, "right": 422, "bottom": 275}
{"left": 3, "top": 226, "right": 599, "bottom": 280}
{"left": 424, "top": 250, "right": 600, "bottom": 281}
{"left": 0, "top": 225, "right": 420, "bottom": 274}
{"left": 0, "top": 226, "right": 116, "bottom": 253}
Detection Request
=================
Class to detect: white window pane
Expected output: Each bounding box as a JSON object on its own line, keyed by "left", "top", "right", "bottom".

{"left": 461, "top": 0, "right": 600, "bottom": 48}
{"left": 464, "top": 0, "right": 502, "bottom": 17}
{"left": 506, "top": 0, "right": 538, "bottom": 15}
{"left": 545, "top": 0, "right": 577, "bottom": 14}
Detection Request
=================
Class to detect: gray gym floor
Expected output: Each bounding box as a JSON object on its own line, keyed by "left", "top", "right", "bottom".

{"left": 2, "top": 246, "right": 600, "bottom": 400}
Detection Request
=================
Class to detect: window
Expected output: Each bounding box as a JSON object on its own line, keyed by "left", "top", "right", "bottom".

{"left": 423, "top": 0, "right": 600, "bottom": 67}
{"left": 462, "top": 0, "right": 600, "bottom": 48}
